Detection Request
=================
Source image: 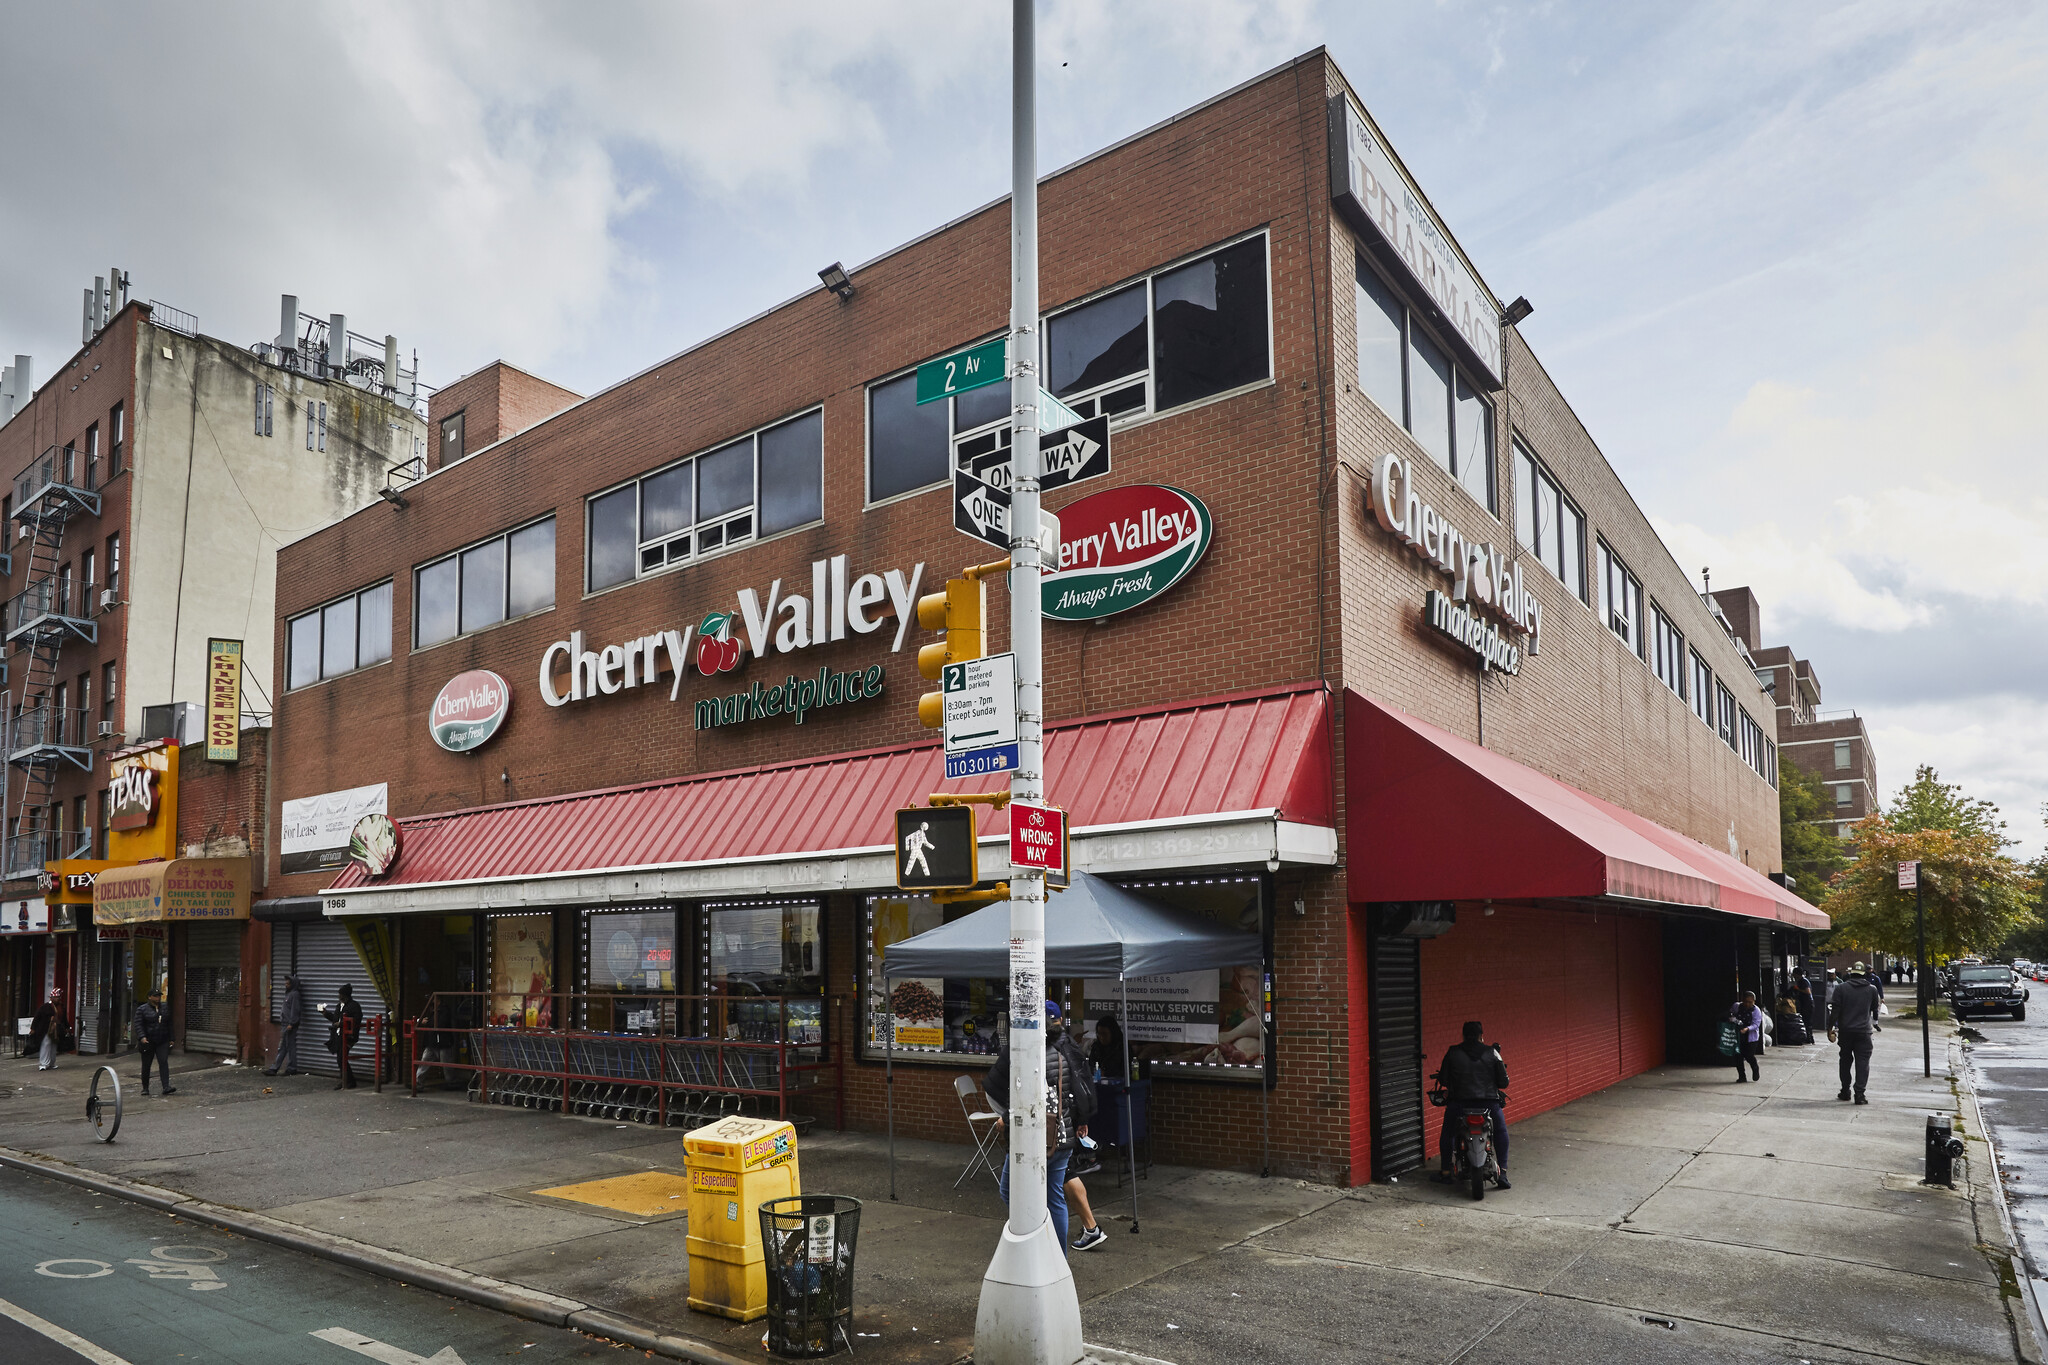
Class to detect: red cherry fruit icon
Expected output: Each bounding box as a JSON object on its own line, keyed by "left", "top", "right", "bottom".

{"left": 695, "top": 633, "right": 722, "bottom": 675}
{"left": 717, "top": 636, "right": 742, "bottom": 672}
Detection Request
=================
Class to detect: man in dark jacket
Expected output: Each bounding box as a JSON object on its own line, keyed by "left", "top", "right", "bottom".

{"left": 1433, "top": 1020, "right": 1512, "bottom": 1188}
{"left": 27, "top": 990, "right": 60, "bottom": 1070}
{"left": 984, "top": 1001, "right": 1095, "bottom": 1253}
{"left": 264, "top": 973, "right": 304, "bottom": 1076}
{"left": 133, "top": 990, "right": 174, "bottom": 1096}
{"left": 334, "top": 983, "right": 365, "bottom": 1089}
{"left": 1828, "top": 962, "right": 1884, "bottom": 1104}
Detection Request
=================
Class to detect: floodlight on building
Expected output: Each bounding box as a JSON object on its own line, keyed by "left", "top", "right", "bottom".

{"left": 818, "top": 262, "right": 856, "bottom": 300}
{"left": 1503, "top": 296, "right": 1534, "bottom": 326}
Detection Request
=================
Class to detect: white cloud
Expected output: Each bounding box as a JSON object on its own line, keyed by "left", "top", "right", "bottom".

{"left": 1868, "top": 694, "right": 2048, "bottom": 856}
{"left": 1653, "top": 516, "right": 1932, "bottom": 633}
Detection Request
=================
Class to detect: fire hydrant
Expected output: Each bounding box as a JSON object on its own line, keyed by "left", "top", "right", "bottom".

{"left": 1925, "top": 1113, "right": 1965, "bottom": 1187}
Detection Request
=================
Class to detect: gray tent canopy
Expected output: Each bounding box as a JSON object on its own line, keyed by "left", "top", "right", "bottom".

{"left": 882, "top": 872, "right": 1258, "bottom": 980}
{"left": 880, "top": 871, "right": 1266, "bottom": 1228}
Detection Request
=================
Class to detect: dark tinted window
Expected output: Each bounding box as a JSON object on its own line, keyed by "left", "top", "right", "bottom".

{"left": 868, "top": 371, "right": 948, "bottom": 501}
{"left": 759, "top": 411, "right": 823, "bottom": 535}
{"left": 320, "top": 596, "right": 356, "bottom": 679}
{"left": 1355, "top": 261, "right": 1405, "bottom": 421}
{"left": 697, "top": 438, "right": 753, "bottom": 521}
{"left": 588, "top": 486, "right": 637, "bottom": 592}
{"left": 640, "top": 465, "right": 691, "bottom": 543}
{"left": 359, "top": 582, "right": 393, "bottom": 665}
{"left": 954, "top": 379, "right": 1011, "bottom": 431}
{"left": 459, "top": 541, "right": 506, "bottom": 634}
{"left": 1153, "top": 239, "right": 1268, "bottom": 410}
{"left": 288, "top": 613, "right": 321, "bottom": 690}
{"left": 1048, "top": 283, "right": 1145, "bottom": 398}
{"left": 415, "top": 557, "right": 460, "bottom": 647}
{"left": 1407, "top": 325, "right": 1452, "bottom": 469}
{"left": 507, "top": 519, "right": 555, "bottom": 618}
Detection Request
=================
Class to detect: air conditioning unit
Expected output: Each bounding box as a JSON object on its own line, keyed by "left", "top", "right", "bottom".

{"left": 139, "top": 701, "right": 200, "bottom": 746}
{"left": 97, "top": 721, "right": 115, "bottom": 739}
{"left": 99, "top": 589, "right": 118, "bottom": 610}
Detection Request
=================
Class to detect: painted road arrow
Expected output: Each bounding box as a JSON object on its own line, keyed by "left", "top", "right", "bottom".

{"left": 312, "top": 1327, "right": 467, "bottom": 1365}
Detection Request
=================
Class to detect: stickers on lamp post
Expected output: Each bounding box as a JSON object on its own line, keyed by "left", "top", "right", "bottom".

{"left": 430, "top": 669, "right": 511, "bottom": 752}
{"left": 1042, "top": 484, "right": 1212, "bottom": 620}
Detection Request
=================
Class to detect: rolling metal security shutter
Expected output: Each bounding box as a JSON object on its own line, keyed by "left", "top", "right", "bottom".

{"left": 1369, "top": 935, "right": 1426, "bottom": 1179}
{"left": 183, "top": 923, "right": 242, "bottom": 1056}
{"left": 289, "top": 921, "right": 389, "bottom": 1077}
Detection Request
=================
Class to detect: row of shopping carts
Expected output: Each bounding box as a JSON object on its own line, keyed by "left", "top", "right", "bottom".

{"left": 459, "top": 1029, "right": 812, "bottom": 1127}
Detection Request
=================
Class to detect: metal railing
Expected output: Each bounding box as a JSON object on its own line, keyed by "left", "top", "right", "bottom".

{"left": 13, "top": 445, "right": 103, "bottom": 513}
{"left": 147, "top": 300, "right": 197, "bottom": 337}
{"left": 6, "top": 580, "right": 93, "bottom": 637}
{"left": 2, "top": 830, "right": 47, "bottom": 880}
{"left": 407, "top": 991, "right": 843, "bottom": 1131}
{"left": 11, "top": 705, "right": 95, "bottom": 754}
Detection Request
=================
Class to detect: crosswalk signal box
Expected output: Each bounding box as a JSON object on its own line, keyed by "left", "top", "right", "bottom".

{"left": 896, "top": 805, "right": 979, "bottom": 891}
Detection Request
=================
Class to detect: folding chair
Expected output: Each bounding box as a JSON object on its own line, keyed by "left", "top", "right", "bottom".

{"left": 953, "top": 1075, "right": 1004, "bottom": 1189}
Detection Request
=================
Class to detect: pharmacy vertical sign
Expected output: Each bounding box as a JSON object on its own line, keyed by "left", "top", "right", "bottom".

{"left": 205, "top": 638, "right": 243, "bottom": 762}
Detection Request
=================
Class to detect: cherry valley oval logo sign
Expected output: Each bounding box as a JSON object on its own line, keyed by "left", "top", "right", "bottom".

{"left": 430, "top": 669, "right": 510, "bottom": 752}
{"left": 1043, "top": 484, "right": 1212, "bottom": 620}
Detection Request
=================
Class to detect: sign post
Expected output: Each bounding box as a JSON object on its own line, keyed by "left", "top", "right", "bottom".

{"left": 974, "top": 1, "right": 1083, "bottom": 1360}
{"left": 1900, "top": 860, "right": 1928, "bottom": 1077}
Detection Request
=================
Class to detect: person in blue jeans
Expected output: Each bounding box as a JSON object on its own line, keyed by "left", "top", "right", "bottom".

{"left": 984, "top": 1001, "right": 1094, "bottom": 1253}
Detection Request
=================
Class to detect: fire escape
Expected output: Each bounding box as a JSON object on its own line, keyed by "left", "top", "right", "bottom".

{"left": 5, "top": 446, "right": 99, "bottom": 881}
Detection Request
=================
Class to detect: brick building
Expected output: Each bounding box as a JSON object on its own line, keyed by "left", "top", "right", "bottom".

{"left": 0, "top": 278, "right": 427, "bottom": 1062}
{"left": 266, "top": 51, "right": 1820, "bottom": 1184}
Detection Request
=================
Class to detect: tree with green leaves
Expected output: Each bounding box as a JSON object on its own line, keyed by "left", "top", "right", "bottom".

{"left": 1779, "top": 758, "right": 1852, "bottom": 892}
{"left": 1821, "top": 771, "right": 2037, "bottom": 961}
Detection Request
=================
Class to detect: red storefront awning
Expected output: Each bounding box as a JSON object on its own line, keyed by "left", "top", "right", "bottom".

{"left": 1344, "top": 691, "right": 1826, "bottom": 930}
{"left": 323, "top": 682, "right": 1333, "bottom": 905}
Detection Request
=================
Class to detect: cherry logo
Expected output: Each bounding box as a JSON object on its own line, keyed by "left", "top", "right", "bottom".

{"left": 695, "top": 611, "right": 743, "bottom": 675}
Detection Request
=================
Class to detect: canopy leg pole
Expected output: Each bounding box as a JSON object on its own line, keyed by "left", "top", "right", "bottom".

{"left": 1261, "top": 1064, "right": 1271, "bottom": 1179}
{"left": 1122, "top": 977, "right": 1138, "bottom": 1235}
{"left": 886, "top": 973, "right": 897, "bottom": 1203}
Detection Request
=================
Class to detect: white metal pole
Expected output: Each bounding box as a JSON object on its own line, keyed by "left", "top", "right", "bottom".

{"left": 975, "top": 1, "right": 1082, "bottom": 1359}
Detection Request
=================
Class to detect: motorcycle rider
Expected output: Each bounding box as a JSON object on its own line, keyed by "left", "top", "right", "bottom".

{"left": 1431, "top": 1020, "right": 1511, "bottom": 1190}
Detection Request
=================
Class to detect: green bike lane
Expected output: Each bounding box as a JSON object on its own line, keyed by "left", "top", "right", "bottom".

{"left": 0, "top": 1166, "right": 611, "bottom": 1364}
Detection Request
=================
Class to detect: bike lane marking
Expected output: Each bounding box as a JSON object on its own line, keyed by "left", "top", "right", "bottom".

{"left": 0, "top": 1294, "right": 136, "bottom": 1365}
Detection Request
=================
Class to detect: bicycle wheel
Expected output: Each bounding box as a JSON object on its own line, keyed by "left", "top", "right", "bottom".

{"left": 87, "top": 1065, "right": 122, "bottom": 1143}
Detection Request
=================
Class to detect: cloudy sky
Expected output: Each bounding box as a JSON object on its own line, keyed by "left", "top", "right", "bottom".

{"left": 4, "top": 2, "right": 2044, "bottom": 850}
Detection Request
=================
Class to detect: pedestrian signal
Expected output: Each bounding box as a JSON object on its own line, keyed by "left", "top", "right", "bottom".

{"left": 916, "top": 574, "right": 986, "bottom": 729}
{"left": 895, "top": 805, "right": 979, "bottom": 891}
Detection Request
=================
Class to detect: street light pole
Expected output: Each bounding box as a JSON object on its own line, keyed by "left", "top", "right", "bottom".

{"left": 973, "top": 1, "right": 1083, "bottom": 1361}
{"left": 1916, "top": 877, "right": 1929, "bottom": 1078}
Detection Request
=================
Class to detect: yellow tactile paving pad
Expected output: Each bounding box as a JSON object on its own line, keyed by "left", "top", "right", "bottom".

{"left": 533, "top": 1171, "right": 693, "bottom": 1218}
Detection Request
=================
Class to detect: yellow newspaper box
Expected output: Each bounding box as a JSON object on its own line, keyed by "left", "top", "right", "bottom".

{"left": 683, "top": 1116, "right": 801, "bottom": 1321}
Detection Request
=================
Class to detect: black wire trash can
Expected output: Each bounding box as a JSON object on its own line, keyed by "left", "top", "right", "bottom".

{"left": 760, "top": 1195, "right": 862, "bottom": 1356}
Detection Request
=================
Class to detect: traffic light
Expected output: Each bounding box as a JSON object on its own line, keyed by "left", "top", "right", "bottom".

{"left": 916, "top": 574, "right": 986, "bottom": 728}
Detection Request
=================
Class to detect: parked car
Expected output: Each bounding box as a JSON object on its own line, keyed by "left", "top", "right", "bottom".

{"left": 1949, "top": 963, "right": 2030, "bottom": 1022}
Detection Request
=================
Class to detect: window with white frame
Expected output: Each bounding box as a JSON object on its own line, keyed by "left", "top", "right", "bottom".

{"left": 1595, "top": 540, "right": 1644, "bottom": 658}
{"left": 416, "top": 516, "right": 556, "bottom": 648}
{"left": 1835, "top": 783, "right": 1854, "bottom": 808}
{"left": 1650, "top": 603, "right": 1685, "bottom": 698}
{"left": 588, "top": 410, "right": 822, "bottom": 592}
{"left": 1691, "top": 650, "right": 1714, "bottom": 726}
{"left": 1513, "top": 443, "right": 1585, "bottom": 600}
{"left": 1834, "top": 740, "right": 1851, "bottom": 769}
{"left": 288, "top": 581, "right": 393, "bottom": 689}
{"left": 1356, "top": 257, "right": 1495, "bottom": 511}
{"left": 1716, "top": 680, "right": 1738, "bottom": 750}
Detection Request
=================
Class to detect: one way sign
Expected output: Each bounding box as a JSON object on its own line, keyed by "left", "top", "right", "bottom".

{"left": 1038, "top": 414, "right": 1110, "bottom": 491}
{"left": 955, "top": 475, "right": 1010, "bottom": 548}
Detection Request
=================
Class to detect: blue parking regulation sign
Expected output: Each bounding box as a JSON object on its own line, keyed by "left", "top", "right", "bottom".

{"left": 946, "top": 743, "right": 1019, "bottom": 779}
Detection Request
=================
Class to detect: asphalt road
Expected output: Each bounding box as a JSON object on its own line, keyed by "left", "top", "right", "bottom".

{"left": 1963, "top": 989, "right": 2048, "bottom": 1295}
{"left": 0, "top": 1166, "right": 616, "bottom": 1364}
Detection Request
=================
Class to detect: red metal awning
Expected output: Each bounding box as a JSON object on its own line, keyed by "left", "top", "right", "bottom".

{"left": 1344, "top": 691, "right": 1826, "bottom": 930}
{"left": 325, "top": 682, "right": 1332, "bottom": 898}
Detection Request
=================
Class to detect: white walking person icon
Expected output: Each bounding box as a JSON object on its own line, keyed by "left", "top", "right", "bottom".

{"left": 903, "top": 821, "right": 934, "bottom": 877}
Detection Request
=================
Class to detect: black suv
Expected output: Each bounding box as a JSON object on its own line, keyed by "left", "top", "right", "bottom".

{"left": 1950, "top": 963, "right": 2029, "bottom": 1022}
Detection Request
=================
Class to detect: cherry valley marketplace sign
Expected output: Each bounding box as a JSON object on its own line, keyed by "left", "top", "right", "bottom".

{"left": 1043, "top": 485, "right": 1211, "bottom": 620}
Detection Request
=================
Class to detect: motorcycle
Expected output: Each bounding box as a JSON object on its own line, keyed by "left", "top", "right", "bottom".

{"left": 1428, "top": 1071, "right": 1504, "bottom": 1201}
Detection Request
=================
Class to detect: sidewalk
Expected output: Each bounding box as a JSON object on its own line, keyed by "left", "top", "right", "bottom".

{"left": 0, "top": 1028, "right": 2032, "bottom": 1365}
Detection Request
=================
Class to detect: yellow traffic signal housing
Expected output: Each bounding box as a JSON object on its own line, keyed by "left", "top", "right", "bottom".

{"left": 916, "top": 574, "right": 986, "bottom": 728}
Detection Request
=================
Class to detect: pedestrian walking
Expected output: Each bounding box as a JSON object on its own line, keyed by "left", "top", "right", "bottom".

{"left": 1729, "top": 991, "right": 1764, "bottom": 1082}
{"left": 985, "top": 1000, "right": 1096, "bottom": 1254}
{"left": 1829, "top": 960, "right": 1884, "bottom": 1105}
{"left": 27, "top": 989, "right": 62, "bottom": 1070}
{"left": 264, "top": 973, "right": 304, "bottom": 1076}
{"left": 133, "top": 990, "right": 175, "bottom": 1096}
{"left": 328, "top": 983, "right": 365, "bottom": 1090}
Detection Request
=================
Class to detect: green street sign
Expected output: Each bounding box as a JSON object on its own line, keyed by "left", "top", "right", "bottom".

{"left": 916, "top": 338, "right": 1006, "bottom": 405}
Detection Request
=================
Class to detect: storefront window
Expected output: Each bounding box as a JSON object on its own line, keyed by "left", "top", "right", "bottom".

{"left": 584, "top": 908, "right": 676, "bottom": 1034}
{"left": 864, "top": 895, "right": 1008, "bottom": 1063}
{"left": 490, "top": 914, "right": 554, "bottom": 1028}
{"left": 698, "top": 901, "right": 823, "bottom": 1044}
{"left": 1075, "top": 877, "right": 1267, "bottom": 1083}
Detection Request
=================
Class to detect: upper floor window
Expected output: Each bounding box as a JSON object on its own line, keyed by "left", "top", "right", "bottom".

{"left": 105, "top": 532, "right": 120, "bottom": 596}
{"left": 1355, "top": 257, "right": 1494, "bottom": 511}
{"left": 108, "top": 402, "right": 124, "bottom": 475}
{"left": 441, "top": 411, "right": 465, "bottom": 466}
{"left": 1595, "top": 540, "right": 1643, "bottom": 659}
{"left": 867, "top": 236, "right": 1272, "bottom": 505}
{"left": 288, "top": 581, "right": 393, "bottom": 689}
{"left": 1649, "top": 603, "right": 1685, "bottom": 698}
{"left": 84, "top": 424, "right": 101, "bottom": 486}
{"left": 1512, "top": 443, "right": 1584, "bottom": 601}
{"left": 1715, "top": 680, "right": 1738, "bottom": 750}
{"left": 1835, "top": 782, "right": 1854, "bottom": 808}
{"left": 1834, "top": 740, "right": 1851, "bottom": 769}
{"left": 418, "top": 516, "right": 556, "bottom": 646}
{"left": 588, "top": 410, "right": 821, "bottom": 593}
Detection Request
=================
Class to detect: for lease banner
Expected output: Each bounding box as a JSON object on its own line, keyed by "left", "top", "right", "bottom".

{"left": 281, "top": 783, "right": 388, "bottom": 874}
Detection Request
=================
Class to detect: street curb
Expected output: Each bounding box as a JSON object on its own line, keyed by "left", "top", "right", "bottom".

{"left": 1952, "top": 1033, "right": 2048, "bottom": 1365}
{"left": 0, "top": 1147, "right": 754, "bottom": 1365}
